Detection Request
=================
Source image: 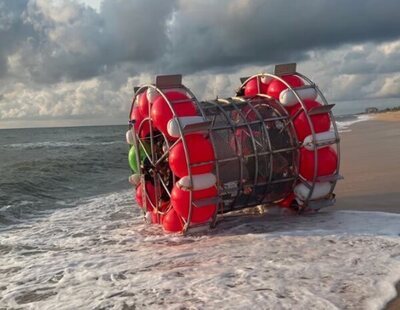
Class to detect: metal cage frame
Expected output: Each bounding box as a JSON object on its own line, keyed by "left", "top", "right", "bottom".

{"left": 128, "top": 63, "right": 341, "bottom": 234}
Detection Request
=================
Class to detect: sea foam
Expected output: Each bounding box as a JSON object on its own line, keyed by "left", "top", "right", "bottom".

{"left": 1, "top": 190, "right": 399, "bottom": 309}
{"left": 335, "top": 114, "right": 372, "bottom": 133}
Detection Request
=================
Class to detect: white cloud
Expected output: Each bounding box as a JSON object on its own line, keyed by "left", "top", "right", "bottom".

{"left": 376, "top": 75, "right": 400, "bottom": 98}
{"left": 0, "top": 0, "right": 400, "bottom": 128}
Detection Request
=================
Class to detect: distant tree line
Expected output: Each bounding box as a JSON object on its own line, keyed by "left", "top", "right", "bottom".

{"left": 365, "top": 106, "right": 400, "bottom": 114}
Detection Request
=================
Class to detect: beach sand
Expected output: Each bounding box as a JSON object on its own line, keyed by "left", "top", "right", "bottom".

{"left": 335, "top": 112, "right": 400, "bottom": 310}
{"left": 335, "top": 114, "right": 400, "bottom": 214}
{"left": 373, "top": 110, "right": 400, "bottom": 122}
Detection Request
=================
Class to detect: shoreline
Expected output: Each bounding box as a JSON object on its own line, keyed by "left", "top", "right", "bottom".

{"left": 336, "top": 111, "right": 400, "bottom": 309}
{"left": 335, "top": 113, "right": 400, "bottom": 214}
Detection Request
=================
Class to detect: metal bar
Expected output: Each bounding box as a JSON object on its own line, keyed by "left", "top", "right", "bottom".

{"left": 156, "top": 172, "right": 172, "bottom": 198}
{"left": 316, "top": 174, "right": 344, "bottom": 183}
{"left": 310, "top": 138, "right": 340, "bottom": 149}
{"left": 290, "top": 84, "right": 316, "bottom": 91}
{"left": 210, "top": 100, "right": 244, "bottom": 210}
{"left": 190, "top": 160, "right": 215, "bottom": 167}
{"left": 137, "top": 134, "right": 154, "bottom": 166}
{"left": 229, "top": 98, "right": 260, "bottom": 207}
{"left": 308, "top": 104, "right": 335, "bottom": 116}
{"left": 182, "top": 120, "right": 212, "bottom": 134}
{"left": 169, "top": 98, "right": 197, "bottom": 104}
{"left": 215, "top": 156, "right": 242, "bottom": 164}
{"left": 193, "top": 197, "right": 221, "bottom": 208}
{"left": 211, "top": 116, "right": 288, "bottom": 131}
{"left": 155, "top": 74, "right": 182, "bottom": 88}
{"left": 155, "top": 136, "right": 182, "bottom": 167}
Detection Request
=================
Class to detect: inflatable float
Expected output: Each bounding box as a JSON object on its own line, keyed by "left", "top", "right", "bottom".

{"left": 126, "top": 63, "right": 341, "bottom": 234}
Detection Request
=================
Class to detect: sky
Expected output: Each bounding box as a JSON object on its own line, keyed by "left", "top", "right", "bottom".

{"left": 0, "top": 0, "right": 400, "bottom": 128}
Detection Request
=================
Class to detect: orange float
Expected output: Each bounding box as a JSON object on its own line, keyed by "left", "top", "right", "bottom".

{"left": 162, "top": 208, "right": 184, "bottom": 233}
{"left": 135, "top": 181, "right": 156, "bottom": 211}
{"left": 150, "top": 91, "right": 197, "bottom": 139}
{"left": 150, "top": 201, "right": 169, "bottom": 224}
{"left": 244, "top": 77, "right": 269, "bottom": 96}
{"left": 138, "top": 92, "right": 150, "bottom": 117}
{"left": 266, "top": 75, "right": 304, "bottom": 100}
{"left": 278, "top": 192, "right": 296, "bottom": 208}
{"left": 299, "top": 147, "right": 337, "bottom": 181}
{"left": 169, "top": 134, "right": 215, "bottom": 178}
{"left": 290, "top": 100, "right": 331, "bottom": 141}
{"left": 171, "top": 185, "right": 217, "bottom": 223}
{"left": 130, "top": 106, "right": 150, "bottom": 138}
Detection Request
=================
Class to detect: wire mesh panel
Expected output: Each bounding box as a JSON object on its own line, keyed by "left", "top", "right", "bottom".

{"left": 199, "top": 97, "right": 298, "bottom": 212}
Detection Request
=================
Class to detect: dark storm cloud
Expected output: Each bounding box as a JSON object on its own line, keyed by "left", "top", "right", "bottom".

{"left": 19, "top": 0, "right": 177, "bottom": 83}
{"left": 165, "top": 0, "right": 400, "bottom": 73}
{"left": 0, "top": 0, "right": 36, "bottom": 77}
{"left": 1, "top": 0, "right": 400, "bottom": 83}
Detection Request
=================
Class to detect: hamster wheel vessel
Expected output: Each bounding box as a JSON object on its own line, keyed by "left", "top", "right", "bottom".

{"left": 126, "top": 63, "right": 341, "bottom": 234}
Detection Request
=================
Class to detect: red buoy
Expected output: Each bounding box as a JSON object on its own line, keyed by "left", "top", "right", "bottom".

{"left": 162, "top": 208, "right": 184, "bottom": 233}
{"left": 135, "top": 181, "right": 156, "bottom": 211}
{"left": 290, "top": 100, "right": 331, "bottom": 141}
{"left": 244, "top": 77, "right": 269, "bottom": 96}
{"left": 138, "top": 92, "right": 150, "bottom": 117}
{"left": 266, "top": 75, "right": 304, "bottom": 100}
{"left": 278, "top": 192, "right": 296, "bottom": 208}
{"left": 150, "top": 91, "right": 197, "bottom": 139}
{"left": 131, "top": 106, "right": 150, "bottom": 138}
{"left": 151, "top": 201, "right": 169, "bottom": 224}
{"left": 151, "top": 211, "right": 159, "bottom": 224}
{"left": 169, "top": 134, "right": 215, "bottom": 178}
{"left": 171, "top": 185, "right": 217, "bottom": 223}
{"left": 299, "top": 147, "right": 337, "bottom": 181}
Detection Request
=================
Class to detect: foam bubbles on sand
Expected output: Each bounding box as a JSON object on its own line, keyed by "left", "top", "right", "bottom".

{"left": 0, "top": 191, "right": 399, "bottom": 309}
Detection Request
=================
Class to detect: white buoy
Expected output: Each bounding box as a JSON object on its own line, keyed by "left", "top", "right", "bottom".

{"left": 177, "top": 173, "right": 217, "bottom": 191}
{"left": 294, "top": 182, "right": 331, "bottom": 202}
{"left": 145, "top": 211, "right": 152, "bottom": 222}
{"left": 260, "top": 75, "right": 273, "bottom": 85}
{"left": 146, "top": 87, "right": 158, "bottom": 103}
{"left": 128, "top": 174, "right": 141, "bottom": 186}
{"left": 126, "top": 129, "right": 134, "bottom": 145}
{"left": 167, "top": 116, "right": 206, "bottom": 138}
{"left": 303, "top": 131, "right": 336, "bottom": 150}
{"left": 279, "top": 87, "right": 318, "bottom": 106}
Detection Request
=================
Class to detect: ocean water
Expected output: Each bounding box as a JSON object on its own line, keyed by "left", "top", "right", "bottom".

{"left": 1, "top": 116, "right": 399, "bottom": 309}
{"left": 335, "top": 113, "right": 372, "bottom": 132}
{"left": 0, "top": 116, "right": 368, "bottom": 225}
{"left": 0, "top": 125, "right": 130, "bottom": 225}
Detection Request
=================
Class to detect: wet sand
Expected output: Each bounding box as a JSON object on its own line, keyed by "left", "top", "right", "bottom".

{"left": 334, "top": 113, "right": 400, "bottom": 309}
{"left": 335, "top": 116, "right": 400, "bottom": 214}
